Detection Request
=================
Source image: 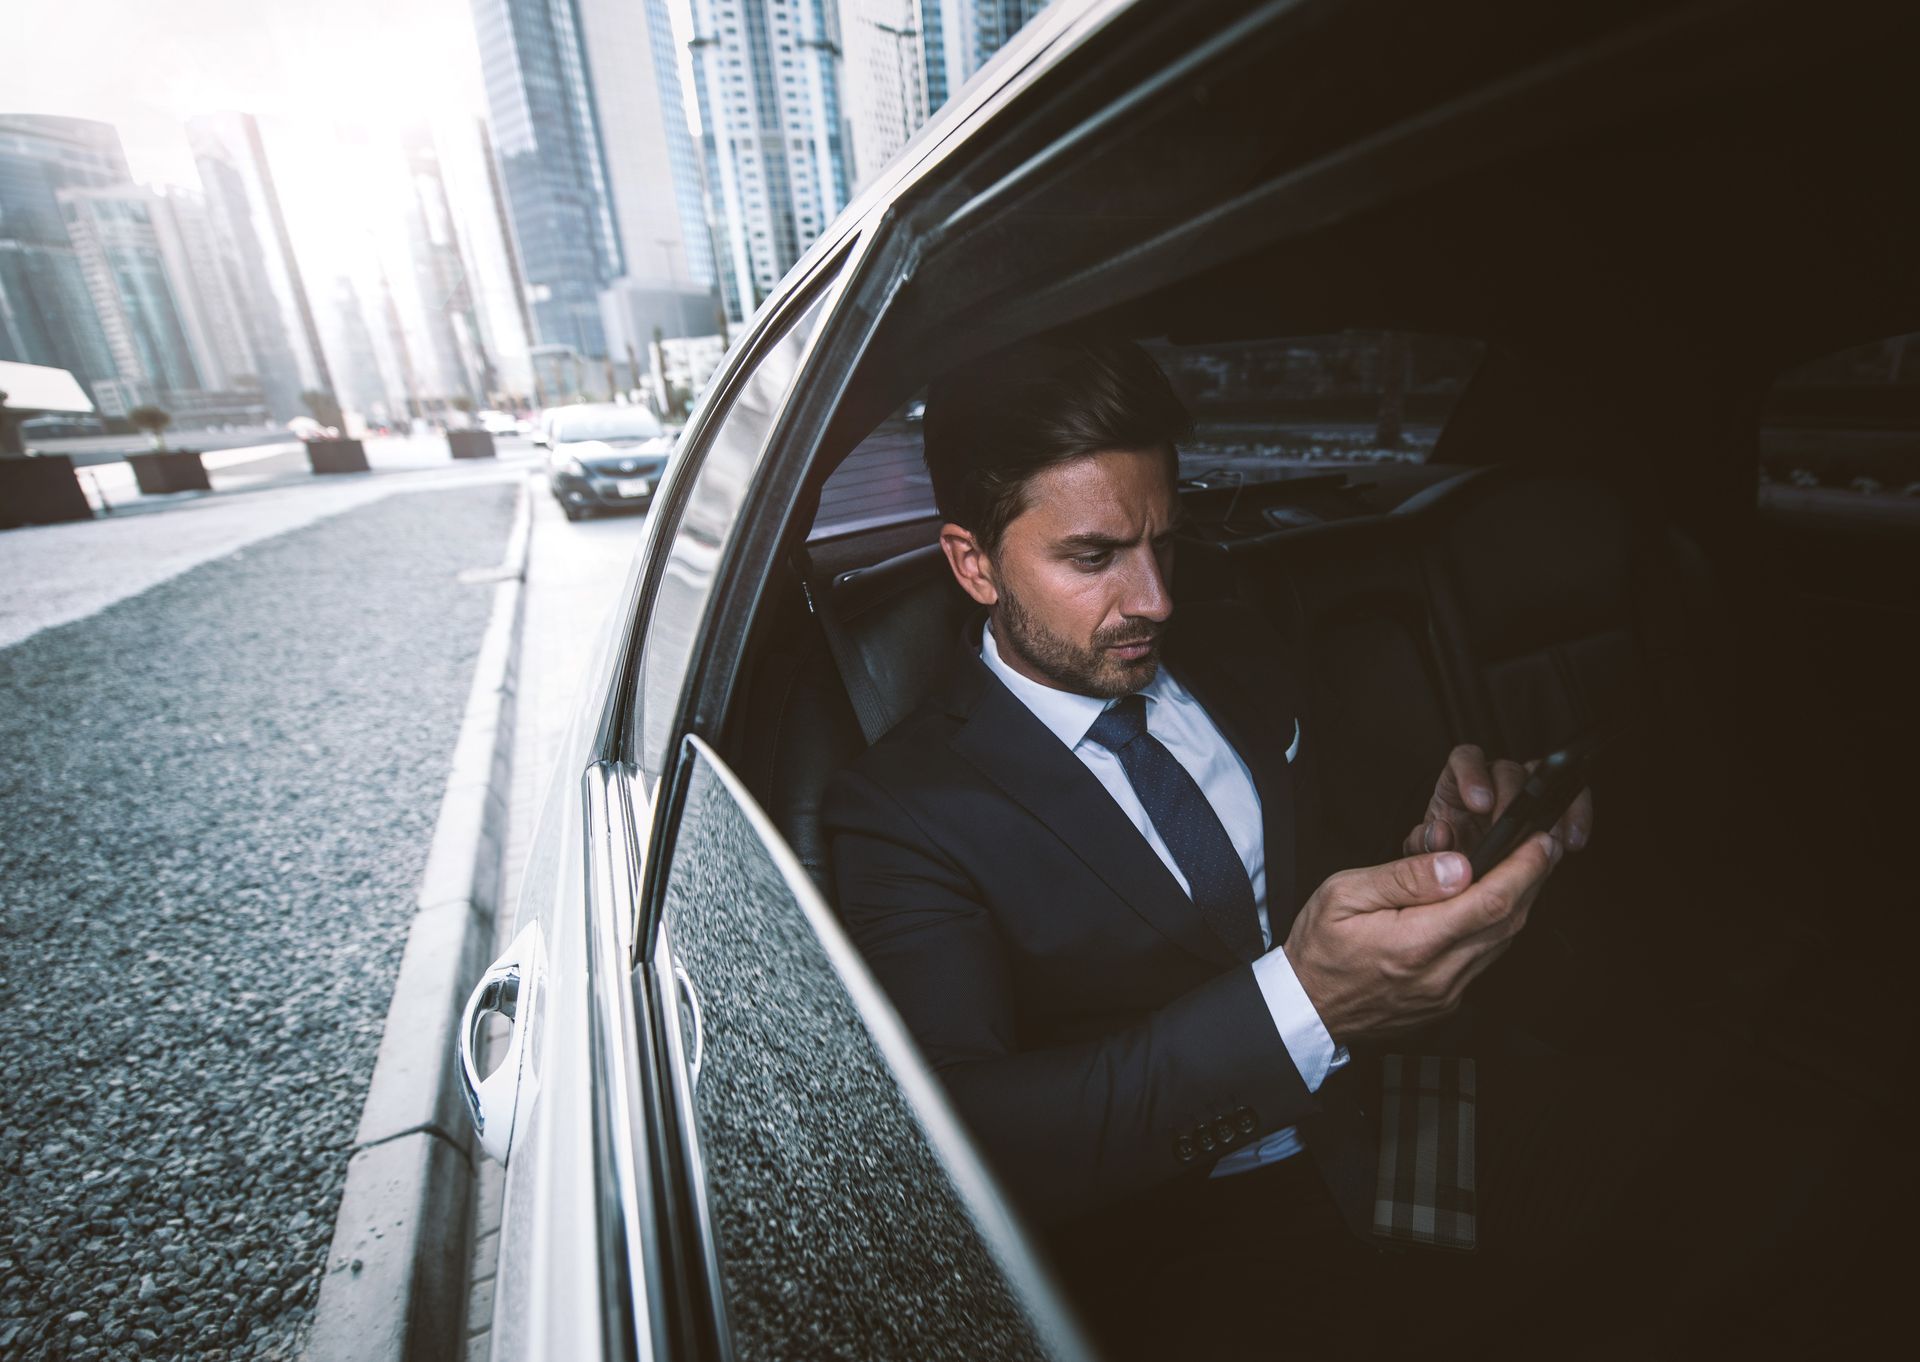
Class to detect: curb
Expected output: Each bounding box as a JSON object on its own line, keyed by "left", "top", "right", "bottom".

{"left": 307, "top": 480, "right": 532, "bottom": 1362}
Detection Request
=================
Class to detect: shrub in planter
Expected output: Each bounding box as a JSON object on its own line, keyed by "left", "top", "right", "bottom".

{"left": 0, "top": 454, "right": 93, "bottom": 529}
{"left": 307, "top": 438, "right": 370, "bottom": 474}
{"left": 127, "top": 450, "right": 211, "bottom": 494}
{"left": 448, "top": 430, "right": 496, "bottom": 459}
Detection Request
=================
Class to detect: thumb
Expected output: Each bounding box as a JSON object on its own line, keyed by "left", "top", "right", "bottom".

{"left": 1321, "top": 852, "right": 1472, "bottom": 917}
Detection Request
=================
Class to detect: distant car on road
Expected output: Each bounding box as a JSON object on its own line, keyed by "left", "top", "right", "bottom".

{"left": 543, "top": 404, "right": 672, "bottom": 520}
{"left": 478, "top": 409, "right": 530, "bottom": 437}
{"left": 19, "top": 413, "right": 106, "bottom": 441}
{"left": 287, "top": 416, "right": 339, "bottom": 442}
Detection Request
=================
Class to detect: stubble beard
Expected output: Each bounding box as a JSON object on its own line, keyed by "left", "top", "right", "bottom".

{"left": 994, "top": 579, "right": 1162, "bottom": 699}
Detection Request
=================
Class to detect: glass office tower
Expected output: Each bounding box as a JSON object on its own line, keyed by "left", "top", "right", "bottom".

{"left": 0, "top": 115, "right": 126, "bottom": 399}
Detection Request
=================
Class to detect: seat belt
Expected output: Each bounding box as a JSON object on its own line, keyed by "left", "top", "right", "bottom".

{"left": 792, "top": 550, "right": 893, "bottom": 746}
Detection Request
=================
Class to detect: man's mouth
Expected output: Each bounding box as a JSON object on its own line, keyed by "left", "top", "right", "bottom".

{"left": 1104, "top": 637, "right": 1158, "bottom": 661}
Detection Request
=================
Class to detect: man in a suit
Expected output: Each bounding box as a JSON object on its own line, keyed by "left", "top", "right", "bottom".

{"left": 821, "top": 332, "right": 1889, "bottom": 1358}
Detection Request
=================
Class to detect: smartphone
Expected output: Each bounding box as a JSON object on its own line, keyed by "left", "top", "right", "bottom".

{"left": 1466, "top": 727, "right": 1614, "bottom": 880}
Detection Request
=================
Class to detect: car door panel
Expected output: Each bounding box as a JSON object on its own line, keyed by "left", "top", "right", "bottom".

{"left": 651, "top": 737, "right": 1094, "bottom": 1362}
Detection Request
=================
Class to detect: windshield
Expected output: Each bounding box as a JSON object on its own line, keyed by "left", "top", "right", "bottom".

{"left": 552, "top": 408, "right": 664, "bottom": 443}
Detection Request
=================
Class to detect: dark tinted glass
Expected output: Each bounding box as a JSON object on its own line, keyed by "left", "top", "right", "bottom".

{"left": 660, "top": 747, "right": 1085, "bottom": 1362}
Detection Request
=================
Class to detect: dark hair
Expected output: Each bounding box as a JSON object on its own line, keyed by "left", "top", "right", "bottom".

{"left": 922, "top": 330, "right": 1191, "bottom": 551}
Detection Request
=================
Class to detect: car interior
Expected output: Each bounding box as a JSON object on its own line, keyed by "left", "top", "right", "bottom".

{"left": 690, "top": 0, "right": 1913, "bottom": 1338}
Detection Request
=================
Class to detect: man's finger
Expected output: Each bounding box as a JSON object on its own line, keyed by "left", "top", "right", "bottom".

{"left": 1406, "top": 832, "right": 1559, "bottom": 947}
{"left": 1403, "top": 818, "right": 1457, "bottom": 857}
{"left": 1325, "top": 851, "right": 1472, "bottom": 916}
{"left": 1489, "top": 758, "right": 1529, "bottom": 819}
{"left": 1443, "top": 744, "right": 1495, "bottom": 814}
{"left": 1553, "top": 786, "right": 1595, "bottom": 851}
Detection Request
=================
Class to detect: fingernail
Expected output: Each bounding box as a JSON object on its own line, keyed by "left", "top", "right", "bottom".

{"left": 1542, "top": 834, "right": 1562, "bottom": 864}
{"left": 1568, "top": 825, "right": 1588, "bottom": 851}
{"left": 1469, "top": 785, "right": 1492, "bottom": 810}
{"left": 1422, "top": 820, "right": 1437, "bottom": 853}
{"left": 1436, "top": 853, "right": 1467, "bottom": 888}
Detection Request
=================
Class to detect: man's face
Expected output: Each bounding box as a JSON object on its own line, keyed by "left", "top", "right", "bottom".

{"left": 965, "top": 448, "right": 1180, "bottom": 698}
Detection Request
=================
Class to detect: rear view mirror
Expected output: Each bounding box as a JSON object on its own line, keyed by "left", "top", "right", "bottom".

{"left": 532, "top": 432, "right": 548, "bottom": 448}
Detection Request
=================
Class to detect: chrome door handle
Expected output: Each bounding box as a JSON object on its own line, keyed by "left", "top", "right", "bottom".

{"left": 460, "top": 922, "right": 543, "bottom": 1163}
{"left": 673, "top": 962, "right": 704, "bottom": 1083}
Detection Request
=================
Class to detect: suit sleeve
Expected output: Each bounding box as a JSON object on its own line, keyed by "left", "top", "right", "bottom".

{"left": 824, "top": 765, "right": 1322, "bottom": 1226}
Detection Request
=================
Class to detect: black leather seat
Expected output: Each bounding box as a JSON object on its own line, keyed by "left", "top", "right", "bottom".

{"left": 746, "top": 544, "right": 971, "bottom": 895}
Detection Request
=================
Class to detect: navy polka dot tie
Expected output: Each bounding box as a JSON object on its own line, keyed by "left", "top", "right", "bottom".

{"left": 1086, "top": 695, "right": 1262, "bottom": 961}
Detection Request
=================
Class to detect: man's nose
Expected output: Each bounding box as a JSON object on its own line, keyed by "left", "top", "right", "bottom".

{"left": 1119, "top": 547, "right": 1174, "bottom": 622}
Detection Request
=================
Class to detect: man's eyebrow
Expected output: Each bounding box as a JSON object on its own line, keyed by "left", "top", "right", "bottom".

{"left": 1056, "top": 531, "right": 1130, "bottom": 550}
{"left": 1055, "top": 522, "right": 1187, "bottom": 551}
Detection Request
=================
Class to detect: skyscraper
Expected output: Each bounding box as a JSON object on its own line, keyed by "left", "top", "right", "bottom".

{"left": 944, "top": 0, "right": 1051, "bottom": 87}
{"left": 149, "top": 187, "right": 256, "bottom": 395}
{"left": 56, "top": 185, "right": 202, "bottom": 413}
{"left": 470, "top": 0, "right": 716, "bottom": 363}
{"left": 0, "top": 115, "right": 125, "bottom": 399}
{"left": 843, "top": 0, "right": 930, "bottom": 190}
{"left": 188, "top": 112, "right": 332, "bottom": 420}
{"left": 400, "top": 126, "right": 489, "bottom": 405}
{"left": 470, "top": 0, "right": 625, "bottom": 359}
{"left": 840, "top": 2, "right": 1051, "bottom": 195}
{"left": 688, "top": 0, "right": 852, "bottom": 320}
{"left": 434, "top": 118, "right": 538, "bottom": 403}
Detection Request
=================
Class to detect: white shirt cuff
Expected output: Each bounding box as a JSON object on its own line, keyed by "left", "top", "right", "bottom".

{"left": 1252, "top": 948, "right": 1349, "bottom": 1092}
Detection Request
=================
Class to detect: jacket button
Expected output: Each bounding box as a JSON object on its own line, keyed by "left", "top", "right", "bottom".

{"left": 1213, "top": 1118, "right": 1236, "bottom": 1145}
{"left": 1197, "top": 1127, "right": 1216, "bottom": 1153}
{"left": 1235, "top": 1108, "right": 1257, "bottom": 1135}
{"left": 1174, "top": 1135, "right": 1196, "bottom": 1162}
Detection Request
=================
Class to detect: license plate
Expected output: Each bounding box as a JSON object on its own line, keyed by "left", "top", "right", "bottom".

{"left": 614, "top": 478, "right": 650, "bottom": 498}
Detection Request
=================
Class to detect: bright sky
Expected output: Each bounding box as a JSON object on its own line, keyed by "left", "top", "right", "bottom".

{"left": 9, "top": 0, "right": 488, "bottom": 186}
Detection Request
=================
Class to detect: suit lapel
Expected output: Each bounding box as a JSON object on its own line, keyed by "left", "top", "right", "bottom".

{"left": 945, "top": 654, "right": 1240, "bottom": 970}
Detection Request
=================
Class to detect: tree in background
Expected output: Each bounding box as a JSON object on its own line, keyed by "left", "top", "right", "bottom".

{"left": 129, "top": 406, "right": 173, "bottom": 451}
{"left": 301, "top": 390, "right": 344, "bottom": 434}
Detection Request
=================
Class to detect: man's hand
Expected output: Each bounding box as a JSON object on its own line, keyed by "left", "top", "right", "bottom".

{"left": 1282, "top": 838, "right": 1561, "bottom": 1043}
{"left": 1403, "top": 743, "right": 1594, "bottom": 859}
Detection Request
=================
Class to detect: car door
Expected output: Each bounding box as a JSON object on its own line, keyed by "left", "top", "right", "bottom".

{"left": 598, "top": 231, "right": 1092, "bottom": 1359}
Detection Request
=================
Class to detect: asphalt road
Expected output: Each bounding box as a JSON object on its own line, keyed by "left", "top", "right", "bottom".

{"left": 0, "top": 482, "right": 517, "bottom": 1360}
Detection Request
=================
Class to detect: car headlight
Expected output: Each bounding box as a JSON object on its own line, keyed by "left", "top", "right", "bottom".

{"left": 564, "top": 457, "right": 589, "bottom": 479}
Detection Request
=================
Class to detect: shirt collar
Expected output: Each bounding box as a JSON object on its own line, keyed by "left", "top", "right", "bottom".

{"left": 980, "top": 619, "right": 1174, "bottom": 751}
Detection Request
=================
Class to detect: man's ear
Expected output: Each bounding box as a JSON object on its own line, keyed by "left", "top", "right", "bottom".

{"left": 938, "top": 523, "right": 998, "bottom": 607}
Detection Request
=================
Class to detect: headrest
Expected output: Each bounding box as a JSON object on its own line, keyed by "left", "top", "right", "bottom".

{"left": 830, "top": 545, "right": 975, "bottom": 736}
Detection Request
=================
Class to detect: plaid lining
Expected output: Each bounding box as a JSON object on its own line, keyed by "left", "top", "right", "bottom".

{"left": 1372, "top": 1054, "right": 1477, "bottom": 1251}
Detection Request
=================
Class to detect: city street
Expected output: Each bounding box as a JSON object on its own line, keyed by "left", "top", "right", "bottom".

{"left": 0, "top": 439, "right": 646, "bottom": 1360}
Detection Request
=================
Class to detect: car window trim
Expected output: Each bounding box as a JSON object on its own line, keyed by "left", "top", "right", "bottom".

{"left": 585, "top": 238, "right": 862, "bottom": 772}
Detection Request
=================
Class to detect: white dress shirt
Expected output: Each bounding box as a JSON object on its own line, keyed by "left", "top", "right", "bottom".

{"left": 981, "top": 621, "right": 1347, "bottom": 1174}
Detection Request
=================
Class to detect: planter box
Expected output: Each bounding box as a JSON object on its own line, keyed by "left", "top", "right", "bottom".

{"left": 307, "top": 438, "right": 370, "bottom": 475}
{"left": 127, "top": 450, "right": 211, "bottom": 494}
{"left": 0, "top": 455, "right": 94, "bottom": 529}
{"left": 447, "top": 430, "right": 496, "bottom": 460}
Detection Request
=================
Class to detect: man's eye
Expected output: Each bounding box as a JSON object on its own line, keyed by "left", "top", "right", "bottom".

{"left": 1071, "top": 551, "right": 1112, "bottom": 568}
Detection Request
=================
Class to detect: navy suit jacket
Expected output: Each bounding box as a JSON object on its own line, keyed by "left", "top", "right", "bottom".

{"left": 822, "top": 599, "right": 1348, "bottom": 1226}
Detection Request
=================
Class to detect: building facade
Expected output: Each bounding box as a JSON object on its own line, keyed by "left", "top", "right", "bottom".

{"left": 149, "top": 187, "right": 257, "bottom": 397}
{"left": 470, "top": 0, "right": 625, "bottom": 360}
{"left": 187, "top": 112, "right": 331, "bottom": 420}
{"left": 56, "top": 185, "right": 203, "bottom": 411}
{"left": 688, "top": 0, "right": 851, "bottom": 321}
{"left": 0, "top": 115, "right": 126, "bottom": 400}
{"left": 843, "top": 0, "right": 930, "bottom": 190}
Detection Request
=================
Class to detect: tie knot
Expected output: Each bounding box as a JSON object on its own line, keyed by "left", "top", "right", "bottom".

{"left": 1086, "top": 694, "right": 1149, "bottom": 753}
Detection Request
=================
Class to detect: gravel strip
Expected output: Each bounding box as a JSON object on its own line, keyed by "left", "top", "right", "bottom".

{"left": 0, "top": 483, "right": 516, "bottom": 1361}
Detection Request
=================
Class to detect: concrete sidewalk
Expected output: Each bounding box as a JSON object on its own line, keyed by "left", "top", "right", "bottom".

{"left": 459, "top": 486, "right": 650, "bottom": 1362}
